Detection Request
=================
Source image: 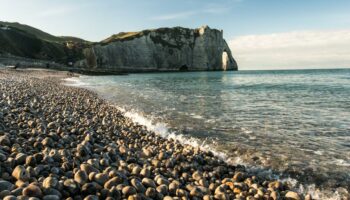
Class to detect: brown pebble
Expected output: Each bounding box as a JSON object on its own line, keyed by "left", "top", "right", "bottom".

{"left": 12, "top": 165, "right": 30, "bottom": 181}
{"left": 23, "top": 184, "right": 42, "bottom": 197}
{"left": 122, "top": 186, "right": 137, "bottom": 196}
{"left": 74, "top": 170, "right": 88, "bottom": 185}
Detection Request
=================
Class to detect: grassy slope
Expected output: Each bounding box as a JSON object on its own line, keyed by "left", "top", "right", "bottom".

{"left": 0, "top": 21, "right": 90, "bottom": 63}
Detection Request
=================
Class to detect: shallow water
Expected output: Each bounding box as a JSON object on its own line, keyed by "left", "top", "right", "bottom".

{"left": 66, "top": 69, "right": 350, "bottom": 194}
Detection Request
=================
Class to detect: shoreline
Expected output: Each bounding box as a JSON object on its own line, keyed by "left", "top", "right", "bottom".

{"left": 0, "top": 69, "right": 344, "bottom": 199}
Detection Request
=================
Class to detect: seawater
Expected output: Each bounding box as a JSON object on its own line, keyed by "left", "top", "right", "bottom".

{"left": 65, "top": 69, "right": 350, "bottom": 199}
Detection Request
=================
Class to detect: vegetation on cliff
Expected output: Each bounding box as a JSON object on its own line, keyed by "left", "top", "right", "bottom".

{"left": 0, "top": 21, "right": 89, "bottom": 64}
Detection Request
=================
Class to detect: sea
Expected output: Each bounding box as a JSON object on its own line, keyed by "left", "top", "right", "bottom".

{"left": 65, "top": 68, "right": 350, "bottom": 199}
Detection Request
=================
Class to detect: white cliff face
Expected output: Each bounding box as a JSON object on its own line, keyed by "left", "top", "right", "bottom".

{"left": 76, "top": 26, "right": 238, "bottom": 72}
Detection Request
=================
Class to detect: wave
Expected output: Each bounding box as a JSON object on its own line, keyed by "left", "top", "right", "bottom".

{"left": 63, "top": 77, "right": 348, "bottom": 200}
{"left": 116, "top": 107, "right": 348, "bottom": 200}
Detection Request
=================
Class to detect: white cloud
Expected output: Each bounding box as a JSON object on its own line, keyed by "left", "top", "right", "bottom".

{"left": 151, "top": 11, "right": 197, "bottom": 20}
{"left": 229, "top": 30, "right": 350, "bottom": 70}
{"left": 151, "top": 2, "right": 233, "bottom": 21}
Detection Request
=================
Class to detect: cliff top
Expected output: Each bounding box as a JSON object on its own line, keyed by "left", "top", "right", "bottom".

{"left": 100, "top": 25, "right": 219, "bottom": 45}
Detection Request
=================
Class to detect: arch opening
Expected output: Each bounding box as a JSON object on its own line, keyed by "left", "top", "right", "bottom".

{"left": 179, "top": 64, "right": 188, "bottom": 71}
{"left": 222, "top": 50, "right": 229, "bottom": 71}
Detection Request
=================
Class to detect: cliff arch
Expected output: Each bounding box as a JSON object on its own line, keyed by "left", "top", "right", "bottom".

{"left": 179, "top": 64, "right": 188, "bottom": 71}
{"left": 222, "top": 50, "right": 229, "bottom": 71}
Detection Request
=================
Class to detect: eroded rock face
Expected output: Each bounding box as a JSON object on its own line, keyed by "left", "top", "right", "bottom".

{"left": 76, "top": 26, "right": 238, "bottom": 72}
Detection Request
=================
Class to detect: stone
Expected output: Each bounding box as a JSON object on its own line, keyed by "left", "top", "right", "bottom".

{"left": 94, "top": 173, "right": 108, "bottom": 185}
{"left": 104, "top": 177, "right": 123, "bottom": 190}
{"left": 42, "top": 195, "right": 60, "bottom": 200}
{"left": 80, "top": 164, "right": 99, "bottom": 174}
{"left": 74, "top": 170, "right": 88, "bottom": 185}
{"left": 156, "top": 185, "right": 168, "bottom": 195}
{"left": 23, "top": 184, "right": 42, "bottom": 197}
{"left": 145, "top": 187, "right": 156, "bottom": 198}
{"left": 43, "top": 177, "right": 59, "bottom": 189}
{"left": 25, "top": 156, "right": 37, "bottom": 166}
{"left": 130, "top": 178, "right": 146, "bottom": 193}
{"left": 233, "top": 172, "right": 245, "bottom": 182}
{"left": 12, "top": 165, "right": 30, "bottom": 181}
{"left": 0, "top": 135, "right": 10, "bottom": 146}
{"left": 3, "top": 195, "right": 17, "bottom": 200}
{"left": 84, "top": 195, "right": 99, "bottom": 200}
{"left": 142, "top": 178, "right": 156, "bottom": 188}
{"left": 192, "top": 171, "right": 202, "bottom": 181}
{"left": 63, "top": 179, "right": 78, "bottom": 193}
{"left": 122, "top": 186, "right": 137, "bottom": 196}
{"left": 0, "top": 180, "right": 14, "bottom": 191}
{"left": 285, "top": 191, "right": 301, "bottom": 200}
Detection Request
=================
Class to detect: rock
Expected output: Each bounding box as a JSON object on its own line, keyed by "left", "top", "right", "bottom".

{"left": 63, "top": 179, "right": 78, "bottom": 194}
{"left": 94, "top": 173, "right": 108, "bottom": 185}
{"left": 233, "top": 172, "right": 245, "bottom": 182}
{"left": 156, "top": 185, "right": 168, "bottom": 195}
{"left": 15, "top": 153, "right": 27, "bottom": 165}
{"left": 192, "top": 171, "right": 202, "bottom": 181}
{"left": 77, "top": 26, "right": 238, "bottom": 72}
{"left": 0, "top": 153, "right": 6, "bottom": 161}
{"left": 42, "top": 137, "right": 53, "bottom": 147}
{"left": 285, "top": 191, "right": 301, "bottom": 200}
{"left": 305, "top": 194, "right": 313, "bottom": 200}
{"left": 47, "top": 122, "right": 56, "bottom": 129}
{"left": 145, "top": 187, "right": 156, "bottom": 198}
{"left": 81, "top": 183, "right": 98, "bottom": 195}
{"left": 142, "top": 178, "right": 156, "bottom": 188}
{"left": 12, "top": 165, "right": 30, "bottom": 181}
{"left": 130, "top": 178, "right": 146, "bottom": 193}
{"left": 74, "top": 170, "right": 88, "bottom": 185}
{"left": 23, "top": 184, "right": 42, "bottom": 197}
{"left": 122, "top": 186, "right": 137, "bottom": 196}
{"left": 84, "top": 195, "right": 99, "bottom": 200}
{"left": 11, "top": 187, "right": 23, "bottom": 196}
{"left": 104, "top": 177, "right": 123, "bottom": 190}
{"left": 0, "top": 135, "right": 10, "bottom": 146}
{"left": 42, "top": 195, "right": 60, "bottom": 200}
{"left": 0, "top": 180, "right": 14, "bottom": 191}
{"left": 140, "top": 168, "right": 150, "bottom": 177}
{"left": 268, "top": 181, "right": 283, "bottom": 191}
{"left": 191, "top": 187, "right": 204, "bottom": 197}
{"left": 3, "top": 195, "right": 17, "bottom": 200}
{"left": 25, "top": 156, "right": 37, "bottom": 166}
{"left": 43, "top": 177, "right": 59, "bottom": 189}
{"left": 80, "top": 164, "right": 99, "bottom": 174}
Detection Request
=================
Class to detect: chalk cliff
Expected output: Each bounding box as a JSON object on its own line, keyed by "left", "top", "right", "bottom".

{"left": 76, "top": 26, "right": 237, "bottom": 72}
{"left": 0, "top": 21, "right": 238, "bottom": 72}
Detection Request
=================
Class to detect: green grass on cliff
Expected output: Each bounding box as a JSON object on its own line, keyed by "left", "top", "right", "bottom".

{"left": 0, "top": 21, "right": 89, "bottom": 63}
{"left": 0, "top": 21, "right": 89, "bottom": 44}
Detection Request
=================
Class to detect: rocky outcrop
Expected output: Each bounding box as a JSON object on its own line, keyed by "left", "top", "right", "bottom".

{"left": 76, "top": 26, "right": 238, "bottom": 72}
{"left": 0, "top": 21, "right": 238, "bottom": 72}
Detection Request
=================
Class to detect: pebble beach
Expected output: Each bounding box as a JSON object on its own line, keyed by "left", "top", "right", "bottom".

{"left": 0, "top": 69, "right": 317, "bottom": 200}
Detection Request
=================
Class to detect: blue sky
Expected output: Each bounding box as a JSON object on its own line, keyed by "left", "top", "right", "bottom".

{"left": 1, "top": 0, "right": 350, "bottom": 69}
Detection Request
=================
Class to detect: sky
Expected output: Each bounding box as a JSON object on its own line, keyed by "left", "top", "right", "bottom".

{"left": 1, "top": 0, "right": 350, "bottom": 70}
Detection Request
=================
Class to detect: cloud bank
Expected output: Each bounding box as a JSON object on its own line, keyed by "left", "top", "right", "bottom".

{"left": 229, "top": 30, "right": 350, "bottom": 70}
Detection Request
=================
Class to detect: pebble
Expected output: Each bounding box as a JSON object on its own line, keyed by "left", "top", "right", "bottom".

{"left": 285, "top": 191, "right": 301, "bottom": 200}
{"left": 74, "top": 170, "right": 88, "bottom": 185}
{"left": 42, "top": 195, "right": 61, "bottom": 200}
{"left": 0, "top": 180, "right": 14, "bottom": 191}
{"left": 12, "top": 165, "right": 30, "bottom": 181}
{"left": 23, "top": 184, "right": 42, "bottom": 197}
{"left": 142, "top": 178, "right": 156, "bottom": 188}
{"left": 122, "top": 186, "right": 137, "bottom": 196}
{"left": 43, "top": 177, "right": 59, "bottom": 189}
